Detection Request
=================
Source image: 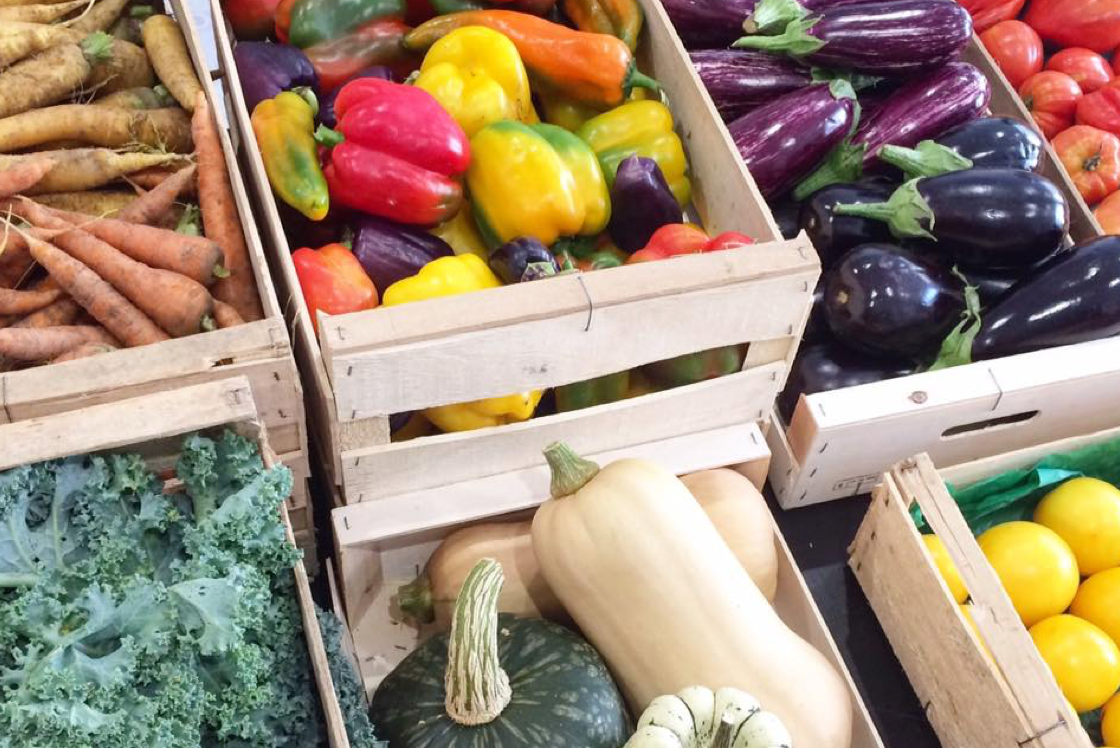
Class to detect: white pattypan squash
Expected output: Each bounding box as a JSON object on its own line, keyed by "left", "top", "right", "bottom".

{"left": 624, "top": 686, "right": 792, "bottom": 748}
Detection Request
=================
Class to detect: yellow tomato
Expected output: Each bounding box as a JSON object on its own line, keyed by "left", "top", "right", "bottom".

{"left": 923, "top": 534, "right": 969, "bottom": 603}
{"left": 1030, "top": 614, "right": 1120, "bottom": 712}
{"left": 1072, "top": 568, "right": 1120, "bottom": 648}
{"left": 1104, "top": 692, "right": 1120, "bottom": 747}
{"left": 1034, "top": 477, "right": 1120, "bottom": 575}
{"left": 978, "top": 521, "right": 1080, "bottom": 626}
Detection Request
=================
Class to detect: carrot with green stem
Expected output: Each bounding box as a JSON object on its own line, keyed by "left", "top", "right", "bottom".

{"left": 0, "top": 22, "right": 82, "bottom": 67}
{"left": 0, "top": 287, "right": 62, "bottom": 315}
{"left": 0, "top": 324, "right": 117, "bottom": 360}
{"left": 87, "top": 39, "right": 155, "bottom": 94}
{"left": 0, "top": 149, "right": 182, "bottom": 193}
{"left": 0, "top": 156, "right": 53, "bottom": 198}
{"left": 192, "top": 92, "right": 262, "bottom": 321}
{"left": 116, "top": 163, "right": 196, "bottom": 223}
{"left": 142, "top": 15, "right": 202, "bottom": 112}
{"left": 0, "top": 0, "right": 90, "bottom": 23}
{"left": 0, "top": 105, "right": 192, "bottom": 153}
{"left": 0, "top": 31, "right": 113, "bottom": 118}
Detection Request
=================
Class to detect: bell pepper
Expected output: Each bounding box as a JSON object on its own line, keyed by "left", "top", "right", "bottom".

{"left": 383, "top": 254, "right": 541, "bottom": 431}
{"left": 304, "top": 20, "right": 419, "bottom": 93}
{"left": 554, "top": 238, "right": 627, "bottom": 271}
{"left": 414, "top": 26, "right": 537, "bottom": 137}
{"left": 291, "top": 243, "right": 379, "bottom": 332}
{"left": 627, "top": 224, "right": 754, "bottom": 263}
{"left": 321, "top": 77, "right": 469, "bottom": 225}
{"left": 224, "top": 0, "right": 284, "bottom": 39}
{"left": 319, "top": 67, "right": 392, "bottom": 128}
{"left": 608, "top": 155, "right": 682, "bottom": 253}
{"left": 430, "top": 203, "right": 489, "bottom": 259}
{"left": 537, "top": 88, "right": 605, "bottom": 132}
{"left": 554, "top": 371, "right": 630, "bottom": 412}
{"left": 643, "top": 345, "right": 746, "bottom": 389}
{"left": 468, "top": 121, "right": 609, "bottom": 247}
{"left": 251, "top": 90, "right": 329, "bottom": 221}
{"left": 561, "top": 0, "right": 643, "bottom": 52}
{"left": 578, "top": 100, "right": 691, "bottom": 206}
{"left": 281, "top": 0, "right": 406, "bottom": 48}
{"left": 488, "top": 237, "right": 561, "bottom": 283}
{"left": 404, "top": 10, "right": 660, "bottom": 108}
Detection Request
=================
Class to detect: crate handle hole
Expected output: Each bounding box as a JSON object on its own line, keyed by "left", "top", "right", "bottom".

{"left": 941, "top": 410, "right": 1040, "bottom": 440}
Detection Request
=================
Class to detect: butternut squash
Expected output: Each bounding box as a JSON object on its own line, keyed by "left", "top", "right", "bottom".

{"left": 531, "top": 443, "right": 853, "bottom": 748}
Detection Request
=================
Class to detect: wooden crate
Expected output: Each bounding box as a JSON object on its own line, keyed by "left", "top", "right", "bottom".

{"left": 846, "top": 433, "right": 1120, "bottom": 748}
{"left": 210, "top": 0, "right": 817, "bottom": 505}
{"left": 768, "top": 36, "right": 1116, "bottom": 508}
{"left": 0, "top": 377, "right": 349, "bottom": 748}
{"left": 329, "top": 427, "right": 883, "bottom": 748}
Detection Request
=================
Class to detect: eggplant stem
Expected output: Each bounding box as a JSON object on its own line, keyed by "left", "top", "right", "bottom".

{"left": 732, "top": 16, "right": 825, "bottom": 56}
{"left": 879, "top": 141, "right": 974, "bottom": 180}
{"left": 835, "top": 179, "right": 936, "bottom": 241}
{"left": 927, "top": 270, "right": 982, "bottom": 372}
{"left": 792, "top": 141, "right": 865, "bottom": 201}
{"left": 744, "top": 0, "right": 810, "bottom": 36}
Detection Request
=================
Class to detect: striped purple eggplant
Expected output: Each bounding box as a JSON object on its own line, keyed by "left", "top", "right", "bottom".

{"left": 662, "top": 0, "right": 862, "bottom": 48}
{"left": 794, "top": 61, "right": 990, "bottom": 199}
{"left": 729, "top": 80, "right": 857, "bottom": 198}
{"left": 690, "top": 49, "right": 812, "bottom": 122}
{"left": 733, "top": 0, "right": 972, "bottom": 75}
{"left": 744, "top": 0, "right": 873, "bottom": 34}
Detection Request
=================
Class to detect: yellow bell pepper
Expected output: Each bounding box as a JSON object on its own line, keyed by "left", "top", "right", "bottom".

{"left": 538, "top": 88, "right": 606, "bottom": 132}
{"left": 382, "top": 253, "right": 541, "bottom": 431}
{"left": 413, "top": 26, "right": 538, "bottom": 137}
{"left": 577, "top": 99, "right": 692, "bottom": 206}
{"left": 430, "top": 203, "right": 489, "bottom": 260}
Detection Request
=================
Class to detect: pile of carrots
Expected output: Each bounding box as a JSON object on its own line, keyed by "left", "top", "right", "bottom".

{"left": 0, "top": 0, "right": 262, "bottom": 367}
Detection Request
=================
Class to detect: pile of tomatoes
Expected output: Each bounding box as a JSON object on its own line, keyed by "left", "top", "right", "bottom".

{"left": 969, "top": 0, "right": 1120, "bottom": 232}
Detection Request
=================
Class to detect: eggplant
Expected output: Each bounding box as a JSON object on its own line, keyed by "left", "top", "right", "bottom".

{"left": 824, "top": 243, "right": 965, "bottom": 359}
{"left": 690, "top": 50, "right": 812, "bottom": 122}
{"left": 488, "top": 237, "right": 560, "bottom": 284}
{"left": 880, "top": 117, "right": 1044, "bottom": 178}
{"left": 728, "top": 81, "right": 857, "bottom": 198}
{"left": 351, "top": 216, "right": 453, "bottom": 290}
{"left": 733, "top": 0, "right": 972, "bottom": 76}
{"left": 794, "top": 62, "right": 990, "bottom": 199}
{"left": 778, "top": 341, "right": 916, "bottom": 421}
{"left": 233, "top": 41, "right": 319, "bottom": 115}
{"left": 799, "top": 180, "right": 894, "bottom": 268}
{"left": 608, "top": 156, "right": 683, "bottom": 253}
{"left": 662, "top": 0, "right": 864, "bottom": 48}
{"left": 319, "top": 66, "right": 394, "bottom": 128}
{"left": 835, "top": 169, "right": 1069, "bottom": 269}
{"left": 972, "top": 237, "right": 1120, "bottom": 360}
{"left": 771, "top": 199, "right": 803, "bottom": 240}
{"left": 802, "top": 278, "right": 830, "bottom": 344}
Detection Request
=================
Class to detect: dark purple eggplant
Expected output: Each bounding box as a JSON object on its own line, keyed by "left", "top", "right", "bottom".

{"left": 834, "top": 169, "right": 1069, "bottom": 269}
{"left": 733, "top": 0, "right": 972, "bottom": 76}
{"left": 794, "top": 62, "right": 990, "bottom": 199}
{"left": 799, "top": 180, "right": 894, "bottom": 268}
{"left": 729, "top": 80, "right": 857, "bottom": 198}
{"left": 488, "top": 237, "right": 560, "bottom": 283}
{"left": 771, "top": 199, "right": 803, "bottom": 240}
{"left": 690, "top": 49, "right": 812, "bottom": 122}
{"left": 233, "top": 41, "right": 319, "bottom": 115}
{"left": 824, "top": 243, "right": 965, "bottom": 359}
{"left": 971, "top": 237, "right": 1120, "bottom": 360}
{"left": 956, "top": 263, "right": 1028, "bottom": 308}
{"left": 880, "top": 117, "right": 1044, "bottom": 178}
{"left": 802, "top": 278, "right": 829, "bottom": 344}
{"left": 319, "top": 66, "right": 394, "bottom": 128}
{"left": 608, "top": 156, "right": 682, "bottom": 253}
{"left": 778, "top": 340, "right": 916, "bottom": 421}
{"left": 351, "top": 216, "right": 453, "bottom": 290}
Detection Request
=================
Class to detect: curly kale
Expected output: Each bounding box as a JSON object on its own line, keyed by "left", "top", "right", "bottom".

{"left": 0, "top": 431, "right": 367, "bottom": 748}
{"left": 316, "top": 608, "right": 385, "bottom": 748}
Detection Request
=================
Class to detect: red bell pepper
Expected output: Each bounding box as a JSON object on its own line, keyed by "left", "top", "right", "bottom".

{"left": 292, "top": 243, "right": 379, "bottom": 332}
{"left": 626, "top": 224, "right": 753, "bottom": 264}
{"left": 321, "top": 77, "right": 470, "bottom": 225}
{"left": 1025, "top": 0, "right": 1120, "bottom": 54}
{"left": 222, "top": 0, "right": 283, "bottom": 39}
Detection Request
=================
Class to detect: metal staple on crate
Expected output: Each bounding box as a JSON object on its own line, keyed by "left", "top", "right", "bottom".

{"left": 576, "top": 274, "right": 595, "bottom": 332}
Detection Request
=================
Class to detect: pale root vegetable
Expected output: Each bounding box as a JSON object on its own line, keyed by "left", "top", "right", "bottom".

{"left": 116, "top": 163, "right": 196, "bottom": 223}
{"left": 51, "top": 340, "right": 115, "bottom": 361}
{"left": 142, "top": 15, "right": 201, "bottom": 111}
{"left": 0, "top": 22, "right": 82, "bottom": 67}
{"left": 0, "top": 105, "right": 192, "bottom": 153}
{"left": 0, "top": 324, "right": 116, "bottom": 360}
{"left": 0, "top": 0, "right": 89, "bottom": 23}
{"left": 0, "top": 0, "right": 85, "bottom": 7}
{"left": 12, "top": 296, "right": 82, "bottom": 328}
{"left": 93, "top": 86, "right": 171, "bottom": 110}
{"left": 68, "top": 0, "right": 129, "bottom": 32}
{"left": 13, "top": 149, "right": 180, "bottom": 193}
{"left": 532, "top": 444, "right": 853, "bottom": 748}
{"left": 34, "top": 190, "right": 136, "bottom": 216}
{"left": 0, "top": 155, "right": 54, "bottom": 198}
{"left": 193, "top": 92, "right": 262, "bottom": 320}
{"left": 88, "top": 39, "right": 155, "bottom": 94}
{"left": 211, "top": 299, "right": 244, "bottom": 328}
{"left": 0, "top": 287, "right": 62, "bottom": 315}
{"left": 0, "top": 32, "right": 112, "bottom": 118}
{"left": 680, "top": 469, "right": 779, "bottom": 602}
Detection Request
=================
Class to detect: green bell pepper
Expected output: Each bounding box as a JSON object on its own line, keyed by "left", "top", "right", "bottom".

{"left": 554, "top": 371, "right": 631, "bottom": 413}
{"left": 288, "top": 0, "right": 406, "bottom": 48}
{"left": 642, "top": 345, "right": 746, "bottom": 389}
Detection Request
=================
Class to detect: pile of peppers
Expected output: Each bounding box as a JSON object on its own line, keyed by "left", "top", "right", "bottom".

{"left": 235, "top": 0, "right": 758, "bottom": 432}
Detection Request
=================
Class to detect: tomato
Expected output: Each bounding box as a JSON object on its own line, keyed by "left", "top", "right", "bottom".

{"left": 1026, "top": 0, "right": 1120, "bottom": 53}
{"left": 1052, "top": 125, "right": 1120, "bottom": 204}
{"left": 1047, "top": 48, "right": 1114, "bottom": 93}
{"left": 981, "top": 21, "right": 1044, "bottom": 89}
{"left": 1019, "top": 71, "right": 1084, "bottom": 139}
{"left": 1094, "top": 189, "right": 1120, "bottom": 232}
{"left": 959, "top": 0, "right": 1026, "bottom": 33}
{"left": 1078, "top": 85, "right": 1120, "bottom": 136}
{"left": 1030, "top": 615, "right": 1120, "bottom": 713}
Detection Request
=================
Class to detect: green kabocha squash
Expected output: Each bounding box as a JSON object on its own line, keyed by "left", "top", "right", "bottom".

{"left": 625, "top": 686, "right": 792, "bottom": 748}
{"left": 368, "top": 557, "right": 630, "bottom": 748}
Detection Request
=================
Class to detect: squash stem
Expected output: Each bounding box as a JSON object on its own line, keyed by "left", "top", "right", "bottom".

{"left": 712, "top": 714, "right": 736, "bottom": 748}
{"left": 543, "top": 441, "right": 600, "bottom": 498}
{"left": 444, "top": 558, "right": 512, "bottom": 725}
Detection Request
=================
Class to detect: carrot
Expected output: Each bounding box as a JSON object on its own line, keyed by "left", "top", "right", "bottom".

{"left": 0, "top": 287, "right": 62, "bottom": 315}
{"left": 13, "top": 201, "right": 215, "bottom": 337}
{"left": 0, "top": 149, "right": 181, "bottom": 193}
{"left": 33, "top": 190, "right": 136, "bottom": 216}
{"left": 36, "top": 203, "right": 224, "bottom": 285}
{"left": 0, "top": 0, "right": 90, "bottom": 23}
{"left": 141, "top": 15, "right": 202, "bottom": 112}
{"left": 0, "top": 105, "right": 192, "bottom": 153}
{"left": 0, "top": 156, "right": 53, "bottom": 198}
{"left": 125, "top": 164, "right": 199, "bottom": 195}
{"left": 51, "top": 340, "right": 116, "bottom": 362}
{"left": 12, "top": 296, "right": 82, "bottom": 328}
{"left": 88, "top": 39, "right": 155, "bottom": 94}
{"left": 116, "top": 162, "right": 196, "bottom": 222}
{"left": 193, "top": 92, "right": 262, "bottom": 321}
{"left": 68, "top": 0, "right": 129, "bottom": 32}
{"left": 0, "top": 324, "right": 117, "bottom": 360}
{"left": 211, "top": 299, "right": 244, "bottom": 329}
{"left": 93, "top": 86, "right": 171, "bottom": 110}
{"left": 0, "top": 32, "right": 113, "bottom": 118}
{"left": 0, "top": 22, "right": 82, "bottom": 67}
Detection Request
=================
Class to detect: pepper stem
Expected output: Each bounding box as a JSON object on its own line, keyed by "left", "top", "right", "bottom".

{"left": 712, "top": 714, "right": 737, "bottom": 748}
{"left": 792, "top": 141, "right": 866, "bottom": 201}
{"left": 543, "top": 442, "right": 600, "bottom": 498}
{"left": 878, "top": 141, "right": 974, "bottom": 180}
{"left": 625, "top": 61, "right": 662, "bottom": 98}
{"left": 833, "top": 179, "right": 936, "bottom": 240}
{"left": 743, "top": 0, "right": 810, "bottom": 35}
{"left": 732, "top": 16, "right": 825, "bottom": 56}
{"left": 444, "top": 559, "right": 512, "bottom": 726}
{"left": 397, "top": 575, "right": 435, "bottom": 624}
{"left": 314, "top": 124, "right": 344, "bottom": 147}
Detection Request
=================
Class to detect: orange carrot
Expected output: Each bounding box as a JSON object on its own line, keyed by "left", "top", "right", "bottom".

{"left": 124, "top": 164, "right": 198, "bottom": 198}
{"left": 192, "top": 91, "right": 263, "bottom": 322}
{"left": 0, "top": 286, "right": 62, "bottom": 315}
{"left": 0, "top": 325, "right": 117, "bottom": 360}
{"left": 51, "top": 341, "right": 116, "bottom": 362}
{"left": 0, "top": 155, "right": 53, "bottom": 198}
{"left": 211, "top": 299, "right": 244, "bottom": 329}
{"left": 117, "top": 163, "right": 197, "bottom": 226}
{"left": 13, "top": 296, "right": 82, "bottom": 329}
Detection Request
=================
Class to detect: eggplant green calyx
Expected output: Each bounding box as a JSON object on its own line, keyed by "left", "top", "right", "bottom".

{"left": 732, "top": 16, "right": 825, "bottom": 57}
{"left": 833, "top": 179, "right": 936, "bottom": 241}
{"left": 792, "top": 141, "right": 866, "bottom": 201}
{"left": 811, "top": 67, "right": 883, "bottom": 92}
{"left": 742, "top": 0, "right": 810, "bottom": 35}
{"left": 927, "top": 268, "right": 982, "bottom": 371}
{"left": 879, "top": 140, "right": 974, "bottom": 180}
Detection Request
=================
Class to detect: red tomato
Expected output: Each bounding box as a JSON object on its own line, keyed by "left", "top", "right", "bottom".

{"left": 1026, "top": 0, "right": 1120, "bottom": 53}
{"left": 981, "top": 21, "right": 1044, "bottom": 89}
{"left": 1078, "top": 86, "right": 1120, "bottom": 135}
{"left": 959, "top": 0, "right": 1027, "bottom": 33}
{"left": 1094, "top": 189, "right": 1120, "bottom": 232}
{"left": 705, "top": 232, "right": 755, "bottom": 252}
{"left": 1019, "top": 71, "right": 1084, "bottom": 139}
{"left": 1052, "top": 125, "right": 1120, "bottom": 204}
{"left": 1047, "top": 48, "right": 1114, "bottom": 93}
